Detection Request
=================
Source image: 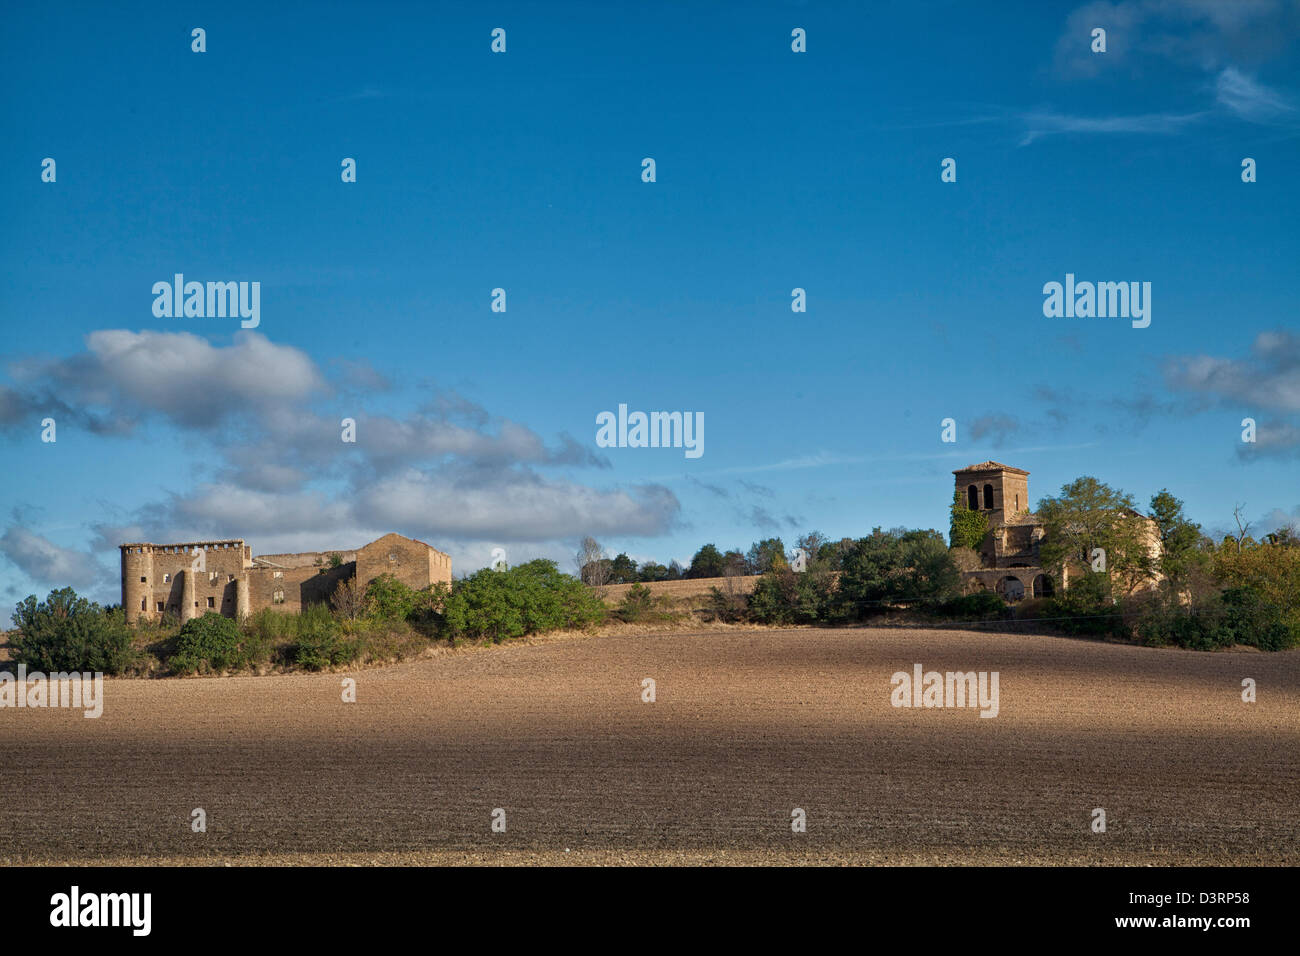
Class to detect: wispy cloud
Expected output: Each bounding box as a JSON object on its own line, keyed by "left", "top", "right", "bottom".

{"left": 1214, "top": 66, "right": 1295, "bottom": 120}
{"left": 1018, "top": 109, "right": 1207, "bottom": 146}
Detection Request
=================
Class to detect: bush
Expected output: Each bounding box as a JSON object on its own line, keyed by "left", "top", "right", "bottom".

{"left": 930, "top": 591, "right": 1008, "bottom": 621}
{"left": 8, "top": 588, "right": 135, "bottom": 674}
{"left": 1043, "top": 572, "right": 1125, "bottom": 636}
{"left": 365, "top": 573, "right": 420, "bottom": 622}
{"left": 172, "top": 613, "right": 246, "bottom": 674}
{"left": 1212, "top": 544, "right": 1300, "bottom": 649}
{"left": 443, "top": 560, "right": 605, "bottom": 643}
{"left": 616, "top": 583, "right": 655, "bottom": 622}
{"left": 747, "top": 569, "right": 825, "bottom": 625}
{"left": 1221, "top": 586, "right": 1292, "bottom": 651}
{"left": 289, "top": 606, "right": 361, "bottom": 670}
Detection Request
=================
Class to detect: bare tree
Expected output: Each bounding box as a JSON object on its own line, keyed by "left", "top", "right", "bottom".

{"left": 330, "top": 577, "right": 368, "bottom": 620}
{"left": 1232, "top": 503, "right": 1253, "bottom": 553}
{"left": 575, "top": 536, "right": 611, "bottom": 593}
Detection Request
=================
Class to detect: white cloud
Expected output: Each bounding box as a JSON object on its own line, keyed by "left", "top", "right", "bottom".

{"left": 1214, "top": 66, "right": 1294, "bottom": 120}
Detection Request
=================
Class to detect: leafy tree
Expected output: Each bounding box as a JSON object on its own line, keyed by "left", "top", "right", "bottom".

{"left": 636, "top": 561, "right": 670, "bottom": 582}
{"left": 745, "top": 538, "right": 787, "bottom": 575}
{"left": 1212, "top": 543, "right": 1300, "bottom": 648}
{"left": 687, "top": 544, "right": 725, "bottom": 579}
{"left": 1037, "top": 477, "right": 1154, "bottom": 594}
{"left": 608, "top": 552, "right": 638, "bottom": 584}
{"left": 896, "top": 529, "right": 961, "bottom": 603}
{"left": 1148, "top": 489, "right": 1206, "bottom": 587}
{"left": 365, "top": 573, "right": 419, "bottom": 622}
{"left": 9, "top": 588, "right": 135, "bottom": 674}
{"left": 443, "top": 559, "right": 605, "bottom": 643}
{"left": 831, "top": 527, "right": 959, "bottom": 618}
{"left": 949, "top": 489, "right": 989, "bottom": 550}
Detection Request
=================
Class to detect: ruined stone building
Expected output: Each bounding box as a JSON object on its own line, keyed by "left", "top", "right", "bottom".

{"left": 953, "top": 462, "right": 1161, "bottom": 602}
{"left": 119, "top": 532, "right": 451, "bottom": 624}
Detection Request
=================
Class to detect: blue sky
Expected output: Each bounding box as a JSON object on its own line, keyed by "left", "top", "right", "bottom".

{"left": 2, "top": 1, "right": 1299, "bottom": 618}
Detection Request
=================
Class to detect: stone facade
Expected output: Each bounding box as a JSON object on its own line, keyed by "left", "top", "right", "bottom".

{"left": 119, "top": 533, "right": 451, "bottom": 624}
{"left": 953, "top": 462, "right": 1159, "bottom": 603}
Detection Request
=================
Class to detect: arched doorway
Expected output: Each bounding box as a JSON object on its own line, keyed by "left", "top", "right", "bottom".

{"left": 1032, "top": 574, "right": 1053, "bottom": 598}
{"left": 998, "top": 575, "right": 1025, "bottom": 602}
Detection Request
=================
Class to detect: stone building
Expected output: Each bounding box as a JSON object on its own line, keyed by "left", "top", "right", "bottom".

{"left": 119, "top": 532, "right": 451, "bottom": 624}
{"left": 953, "top": 462, "right": 1161, "bottom": 602}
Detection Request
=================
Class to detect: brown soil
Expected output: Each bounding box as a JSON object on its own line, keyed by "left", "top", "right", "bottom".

{"left": 3, "top": 626, "right": 1296, "bottom": 866}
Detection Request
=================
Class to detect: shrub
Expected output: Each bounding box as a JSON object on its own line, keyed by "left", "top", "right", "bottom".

{"left": 8, "top": 588, "right": 135, "bottom": 674}
{"left": 616, "top": 583, "right": 655, "bottom": 622}
{"left": 1221, "top": 586, "right": 1292, "bottom": 651}
{"left": 747, "top": 568, "right": 825, "bottom": 625}
{"left": 172, "top": 613, "right": 246, "bottom": 674}
{"left": 930, "top": 591, "right": 1007, "bottom": 621}
{"left": 443, "top": 560, "right": 605, "bottom": 643}
{"left": 1044, "top": 572, "right": 1125, "bottom": 636}
{"left": 365, "top": 573, "right": 419, "bottom": 622}
{"left": 278, "top": 605, "right": 360, "bottom": 670}
{"left": 1212, "top": 544, "right": 1300, "bottom": 649}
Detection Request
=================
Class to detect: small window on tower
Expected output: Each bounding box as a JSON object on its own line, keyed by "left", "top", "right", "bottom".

{"left": 983, "top": 484, "right": 994, "bottom": 509}
{"left": 140, "top": 576, "right": 147, "bottom": 583}
{"left": 207, "top": 597, "right": 215, "bottom": 608}
{"left": 163, "top": 573, "right": 171, "bottom": 583}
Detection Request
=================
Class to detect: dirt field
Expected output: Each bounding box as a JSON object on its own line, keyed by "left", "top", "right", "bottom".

{"left": 601, "top": 574, "right": 758, "bottom": 606}
{"left": 3, "top": 626, "right": 1297, "bottom": 866}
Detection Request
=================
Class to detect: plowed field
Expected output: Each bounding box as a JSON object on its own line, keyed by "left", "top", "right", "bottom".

{"left": 3, "top": 627, "right": 1296, "bottom": 865}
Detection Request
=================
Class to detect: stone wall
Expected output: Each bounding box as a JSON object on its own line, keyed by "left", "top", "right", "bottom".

{"left": 121, "top": 534, "right": 451, "bottom": 623}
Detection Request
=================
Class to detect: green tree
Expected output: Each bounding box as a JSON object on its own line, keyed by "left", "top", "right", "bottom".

{"left": 687, "top": 544, "right": 725, "bottom": 578}
{"left": 1037, "top": 477, "right": 1154, "bottom": 594}
{"left": 636, "top": 561, "right": 669, "bottom": 582}
{"left": 1148, "top": 489, "right": 1206, "bottom": 588}
{"left": 745, "top": 538, "right": 787, "bottom": 574}
{"left": 608, "top": 552, "right": 638, "bottom": 584}
{"left": 443, "top": 559, "right": 605, "bottom": 643}
{"left": 9, "top": 588, "right": 135, "bottom": 674}
{"left": 365, "top": 573, "right": 419, "bottom": 621}
{"left": 896, "top": 529, "right": 961, "bottom": 603}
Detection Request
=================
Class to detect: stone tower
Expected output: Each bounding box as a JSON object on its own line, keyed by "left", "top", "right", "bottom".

{"left": 953, "top": 462, "right": 1030, "bottom": 528}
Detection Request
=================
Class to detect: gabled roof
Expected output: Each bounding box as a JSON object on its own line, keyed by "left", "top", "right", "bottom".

{"left": 953, "top": 461, "right": 1030, "bottom": 476}
{"left": 360, "top": 531, "right": 450, "bottom": 556}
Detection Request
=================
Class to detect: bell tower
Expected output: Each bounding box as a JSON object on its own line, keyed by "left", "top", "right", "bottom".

{"left": 953, "top": 462, "right": 1030, "bottom": 527}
